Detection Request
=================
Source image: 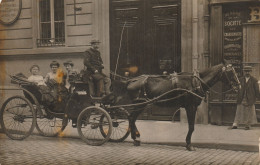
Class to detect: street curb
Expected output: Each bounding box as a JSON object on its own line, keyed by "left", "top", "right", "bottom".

{"left": 36, "top": 133, "right": 260, "bottom": 152}
{"left": 144, "top": 142, "right": 259, "bottom": 152}
{"left": 1, "top": 128, "right": 259, "bottom": 152}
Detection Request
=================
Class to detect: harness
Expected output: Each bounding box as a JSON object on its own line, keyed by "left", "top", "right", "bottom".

{"left": 126, "top": 73, "right": 205, "bottom": 103}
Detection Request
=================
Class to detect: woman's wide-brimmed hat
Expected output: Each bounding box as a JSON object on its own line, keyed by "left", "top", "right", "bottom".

{"left": 243, "top": 65, "right": 253, "bottom": 71}
{"left": 63, "top": 60, "right": 74, "bottom": 67}
{"left": 50, "top": 61, "right": 60, "bottom": 68}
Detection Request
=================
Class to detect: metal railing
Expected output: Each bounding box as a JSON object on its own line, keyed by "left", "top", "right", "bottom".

{"left": 37, "top": 38, "right": 65, "bottom": 47}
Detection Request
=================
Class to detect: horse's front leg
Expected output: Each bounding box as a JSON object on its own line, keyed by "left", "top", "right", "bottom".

{"left": 129, "top": 110, "right": 142, "bottom": 146}
{"left": 185, "top": 105, "right": 197, "bottom": 151}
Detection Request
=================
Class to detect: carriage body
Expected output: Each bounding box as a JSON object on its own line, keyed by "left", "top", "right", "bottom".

{"left": 0, "top": 74, "right": 131, "bottom": 146}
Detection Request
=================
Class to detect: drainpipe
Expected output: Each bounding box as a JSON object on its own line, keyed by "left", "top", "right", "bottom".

{"left": 192, "top": 0, "right": 199, "bottom": 72}
{"left": 204, "top": 0, "right": 210, "bottom": 69}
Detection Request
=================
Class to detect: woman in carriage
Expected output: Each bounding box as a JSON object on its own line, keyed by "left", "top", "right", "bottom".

{"left": 26, "top": 61, "right": 68, "bottom": 112}
{"left": 28, "top": 64, "right": 46, "bottom": 86}
{"left": 26, "top": 64, "right": 55, "bottom": 105}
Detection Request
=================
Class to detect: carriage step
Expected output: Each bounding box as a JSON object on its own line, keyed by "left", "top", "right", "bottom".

{"left": 90, "top": 96, "right": 103, "bottom": 102}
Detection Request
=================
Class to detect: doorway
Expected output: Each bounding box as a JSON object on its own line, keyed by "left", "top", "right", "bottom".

{"left": 109, "top": 0, "right": 181, "bottom": 120}
{"left": 110, "top": 0, "right": 181, "bottom": 77}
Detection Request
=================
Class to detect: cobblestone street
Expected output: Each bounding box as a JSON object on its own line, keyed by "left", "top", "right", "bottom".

{"left": 0, "top": 134, "right": 259, "bottom": 165}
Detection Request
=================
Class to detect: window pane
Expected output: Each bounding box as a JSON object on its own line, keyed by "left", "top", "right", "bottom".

{"left": 39, "top": 0, "right": 50, "bottom": 22}
{"left": 54, "top": 0, "right": 64, "bottom": 21}
{"left": 40, "top": 22, "right": 51, "bottom": 44}
{"left": 55, "top": 22, "right": 65, "bottom": 42}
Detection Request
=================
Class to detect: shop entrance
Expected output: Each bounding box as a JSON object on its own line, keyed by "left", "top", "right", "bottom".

{"left": 109, "top": 0, "right": 181, "bottom": 76}
{"left": 109, "top": 0, "right": 181, "bottom": 120}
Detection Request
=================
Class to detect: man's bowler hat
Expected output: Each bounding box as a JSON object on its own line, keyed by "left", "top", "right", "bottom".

{"left": 90, "top": 39, "right": 100, "bottom": 44}
{"left": 243, "top": 65, "right": 253, "bottom": 71}
{"left": 63, "top": 60, "right": 74, "bottom": 67}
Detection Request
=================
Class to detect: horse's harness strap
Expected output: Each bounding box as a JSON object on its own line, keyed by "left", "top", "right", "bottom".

{"left": 170, "top": 73, "right": 205, "bottom": 97}
{"left": 192, "top": 71, "right": 205, "bottom": 97}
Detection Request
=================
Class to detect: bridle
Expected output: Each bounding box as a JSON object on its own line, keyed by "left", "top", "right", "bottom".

{"left": 193, "top": 64, "right": 241, "bottom": 94}
{"left": 221, "top": 64, "right": 241, "bottom": 93}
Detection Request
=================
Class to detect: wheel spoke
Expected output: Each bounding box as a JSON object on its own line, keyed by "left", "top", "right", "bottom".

{"left": 1, "top": 96, "right": 36, "bottom": 140}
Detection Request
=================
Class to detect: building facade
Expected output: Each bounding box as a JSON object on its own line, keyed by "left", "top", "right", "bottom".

{"left": 0, "top": 0, "right": 259, "bottom": 124}
{"left": 209, "top": 0, "right": 260, "bottom": 125}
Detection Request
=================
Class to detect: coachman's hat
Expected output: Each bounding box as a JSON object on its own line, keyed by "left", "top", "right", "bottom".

{"left": 90, "top": 39, "right": 101, "bottom": 44}
{"left": 243, "top": 65, "right": 253, "bottom": 71}
{"left": 63, "top": 60, "right": 74, "bottom": 67}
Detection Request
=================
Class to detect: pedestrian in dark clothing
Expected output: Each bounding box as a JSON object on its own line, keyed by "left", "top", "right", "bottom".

{"left": 230, "top": 65, "right": 259, "bottom": 130}
{"left": 83, "top": 39, "right": 111, "bottom": 97}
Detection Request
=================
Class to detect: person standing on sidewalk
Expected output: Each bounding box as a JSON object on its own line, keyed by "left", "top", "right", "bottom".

{"left": 83, "top": 39, "right": 111, "bottom": 97}
{"left": 230, "top": 65, "right": 259, "bottom": 130}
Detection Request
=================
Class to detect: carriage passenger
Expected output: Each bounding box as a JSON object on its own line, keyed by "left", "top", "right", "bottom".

{"left": 44, "top": 61, "right": 68, "bottom": 103}
{"left": 45, "top": 61, "right": 66, "bottom": 86}
{"left": 28, "top": 65, "right": 46, "bottom": 86}
{"left": 28, "top": 64, "right": 55, "bottom": 104}
{"left": 63, "top": 60, "right": 79, "bottom": 89}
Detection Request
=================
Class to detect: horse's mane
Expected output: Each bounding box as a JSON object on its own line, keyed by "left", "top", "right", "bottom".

{"left": 199, "top": 63, "right": 224, "bottom": 84}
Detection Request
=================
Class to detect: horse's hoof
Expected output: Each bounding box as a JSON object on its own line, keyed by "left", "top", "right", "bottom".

{"left": 133, "top": 140, "right": 141, "bottom": 146}
{"left": 186, "top": 144, "right": 196, "bottom": 151}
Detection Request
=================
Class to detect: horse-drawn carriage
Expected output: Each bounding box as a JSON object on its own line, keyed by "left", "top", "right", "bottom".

{"left": 0, "top": 73, "right": 130, "bottom": 146}
{"left": 1, "top": 62, "right": 241, "bottom": 150}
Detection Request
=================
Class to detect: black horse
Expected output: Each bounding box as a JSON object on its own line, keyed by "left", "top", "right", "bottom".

{"left": 104, "top": 62, "right": 241, "bottom": 151}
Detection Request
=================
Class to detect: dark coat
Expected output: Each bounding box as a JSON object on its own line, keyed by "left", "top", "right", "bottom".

{"left": 84, "top": 48, "right": 104, "bottom": 73}
{"left": 237, "top": 76, "right": 259, "bottom": 105}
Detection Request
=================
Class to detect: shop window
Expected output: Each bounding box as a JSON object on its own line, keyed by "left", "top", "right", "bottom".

{"left": 37, "top": 0, "right": 65, "bottom": 47}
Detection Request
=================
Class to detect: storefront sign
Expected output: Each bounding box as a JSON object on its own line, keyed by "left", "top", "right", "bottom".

{"left": 248, "top": 6, "right": 260, "bottom": 22}
{"left": 223, "top": 7, "right": 244, "bottom": 101}
{"left": 223, "top": 7, "right": 243, "bottom": 70}
{"left": 0, "top": 0, "right": 21, "bottom": 25}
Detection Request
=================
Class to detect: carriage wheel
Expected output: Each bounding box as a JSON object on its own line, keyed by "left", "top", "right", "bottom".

{"left": 0, "top": 96, "right": 36, "bottom": 140}
{"left": 77, "top": 106, "right": 112, "bottom": 146}
{"left": 35, "top": 108, "right": 66, "bottom": 137}
{"left": 100, "top": 108, "right": 130, "bottom": 142}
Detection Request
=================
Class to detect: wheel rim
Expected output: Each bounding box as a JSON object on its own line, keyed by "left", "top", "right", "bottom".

{"left": 36, "top": 109, "right": 65, "bottom": 137}
{"left": 100, "top": 108, "right": 130, "bottom": 142}
{"left": 77, "top": 106, "right": 112, "bottom": 146}
{"left": 0, "top": 96, "right": 36, "bottom": 140}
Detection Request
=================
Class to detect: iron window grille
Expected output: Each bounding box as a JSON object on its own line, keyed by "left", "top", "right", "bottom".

{"left": 38, "top": 0, "right": 65, "bottom": 47}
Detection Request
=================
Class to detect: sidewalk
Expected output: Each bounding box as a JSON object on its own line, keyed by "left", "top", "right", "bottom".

{"left": 0, "top": 120, "right": 259, "bottom": 152}
{"left": 58, "top": 120, "right": 260, "bottom": 152}
{"left": 0, "top": 114, "right": 259, "bottom": 152}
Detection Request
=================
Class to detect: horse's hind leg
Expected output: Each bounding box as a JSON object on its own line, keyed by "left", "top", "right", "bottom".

{"left": 185, "top": 105, "right": 197, "bottom": 151}
{"left": 129, "top": 110, "right": 142, "bottom": 146}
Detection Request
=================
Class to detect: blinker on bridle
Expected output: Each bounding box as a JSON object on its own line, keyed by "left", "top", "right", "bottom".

{"left": 222, "top": 64, "right": 241, "bottom": 92}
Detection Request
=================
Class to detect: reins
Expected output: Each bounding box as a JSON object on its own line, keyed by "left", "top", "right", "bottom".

{"left": 106, "top": 88, "right": 204, "bottom": 110}
{"left": 193, "top": 75, "right": 235, "bottom": 94}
